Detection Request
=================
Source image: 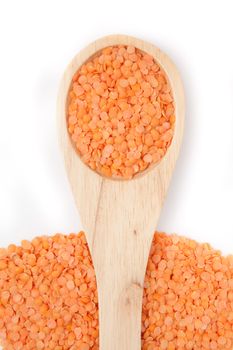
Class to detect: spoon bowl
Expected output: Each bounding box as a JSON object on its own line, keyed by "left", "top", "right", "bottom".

{"left": 57, "top": 34, "right": 185, "bottom": 350}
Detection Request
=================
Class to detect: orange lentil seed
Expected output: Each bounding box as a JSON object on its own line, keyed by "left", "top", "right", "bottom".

{"left": 67, "top": 45, "right": 175, "bottom": 179}
{"left": 0, "top": 232, "right": 233, "bottom": 349}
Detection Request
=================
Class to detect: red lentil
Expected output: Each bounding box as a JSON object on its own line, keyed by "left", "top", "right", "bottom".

{"left": 0, "top": 232, "right": 233, "bottom": 349}
{"left": 67, "top": 45, "right": 175, "bottom": 179}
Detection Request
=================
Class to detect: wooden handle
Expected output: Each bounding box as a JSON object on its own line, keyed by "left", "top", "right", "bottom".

{"left": 57, "top": 34, "right": 185, "bottom": 350}
{"left": 89, "top": 178, "right": 163, "bottom": 350}
{"left": 92, "top": 218, "right": 146, "bottom": 350}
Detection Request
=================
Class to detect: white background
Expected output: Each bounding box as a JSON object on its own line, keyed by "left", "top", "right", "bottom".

{"left": 0, "top": 0, "right": 232, "bottom": 255}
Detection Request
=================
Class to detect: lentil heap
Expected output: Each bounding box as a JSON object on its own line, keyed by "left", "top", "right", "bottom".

{"left": 0, "top": 232, "right": 233, "bottom": 349}
{"left": 67, "top": 45, "right": 175, "bottom": 179}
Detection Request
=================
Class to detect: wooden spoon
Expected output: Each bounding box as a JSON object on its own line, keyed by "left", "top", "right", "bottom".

{"left": 57, "top": 34, "right": 185, "bottom": 350}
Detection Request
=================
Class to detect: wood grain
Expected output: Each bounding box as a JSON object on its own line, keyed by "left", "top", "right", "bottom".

{"left": 57, "top": 34, "right": 185, "bottom": 350}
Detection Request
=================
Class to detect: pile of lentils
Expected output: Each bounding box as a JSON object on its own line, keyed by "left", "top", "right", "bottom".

{"left": 67, "top": 45, "right": 175, "bottom": 179}
{"left": 0, "top": 231, "right": 233, "bottom": 349}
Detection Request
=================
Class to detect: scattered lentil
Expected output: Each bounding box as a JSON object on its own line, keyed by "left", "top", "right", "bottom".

{"left": 67, "top": 45, "right": 175, "bottom": 179}
{"left": 0, "top": 232, "right": 233, "bottom": 349}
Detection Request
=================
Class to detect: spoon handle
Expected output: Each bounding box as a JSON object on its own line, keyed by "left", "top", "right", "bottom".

{"left": 93, "top": 230, "right": 146, "bottom": 350}
{"left": 95, "top": 271, "right": 144, "bottom": 349}
{"left": 87, "top": 178, "right": 162, "bottom": 350}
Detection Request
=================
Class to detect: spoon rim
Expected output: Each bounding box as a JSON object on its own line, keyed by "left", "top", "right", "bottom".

{"left": 58, "top": 34, "right": 185, "bottom": 182}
